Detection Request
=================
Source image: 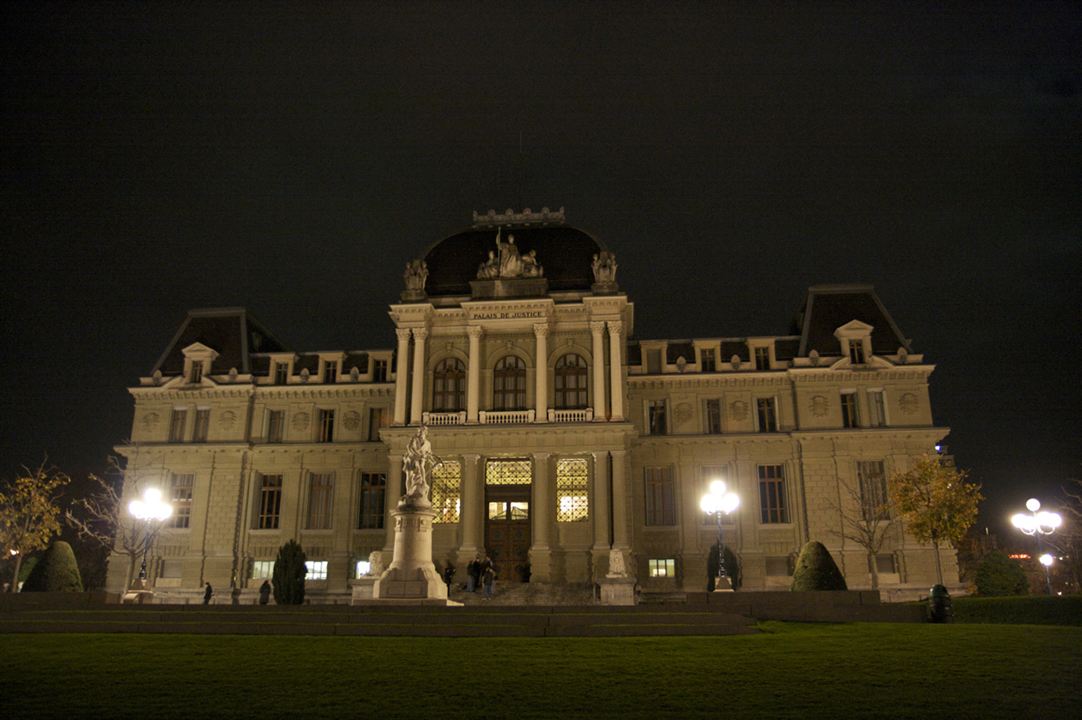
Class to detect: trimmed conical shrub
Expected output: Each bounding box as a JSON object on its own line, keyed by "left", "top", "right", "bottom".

{"left": 975, "top": 551, "right": 1028, "bottom": 596}
{"left": 272, "top": 540, "right": 307, "bottom": 605}
{"left": 791, "top": 541, "right": 847, "bottom": 591}
{"left": 706, "top": 543, "right": 742, "bottom": 591}
{"left": 22, "top": 541, "right": 84, "bottom": 592}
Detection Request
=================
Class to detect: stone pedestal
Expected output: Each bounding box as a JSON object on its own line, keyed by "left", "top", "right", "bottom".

{"left": 599, "top": 576, "right": 636, "bottom": 606}
{"left": 350, "top": 577, "right": 378, "bottom": 602}
{"left": 361, "top": 501, "right": 451, "bottom": 604}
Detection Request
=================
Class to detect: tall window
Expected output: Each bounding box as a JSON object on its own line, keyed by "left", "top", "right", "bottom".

{"left": 758, "top": 465, "right": 789, "bottom": 523}
{"left": 305, "top": 560, "right": 328, "bottom": 581}
{"left": 433, "top": 358, "right": 466, "bottom": 411}
{"left": 868, "top": 390, "right": 886, "bottom": 427}
{"left": 318, "top": 409, "right": 335, "bottom": 442}
{"left": 169, "top": 473, "right": 194, "bottom": 529}
{"left": 169, "top": 409, "right": 187, "bottom": 442}
{"left": 306, "top": 472, "right": 334, "bottom": 529}
{"left": 188, "top": 362, "right": 203, "bottom": 384}
{"left": 554, "top": 354, "right": 588, "bottom": 409}
{"left": 322, "top": 360, "right": 338, "bottom": 384}
{"left": 556, "top": 458, "right": 589, "bottom": 522}
{"left": 705, "top": 399, "right": 722, "bottom": 434}
{"left": 266, "top": 410, "right": 284, "bottom": 443}
{"left": 756, "top": 397, "right": 777, "bottom": 432}
{"left": 367, "top": 407, "right": 386, "bottom": 442}
{"left": 848, "top": 339, "right": 866, "bottom": 365}
{"left": 646, "top": 349, "right": 662, "bottom": 374}
{"left": 358, "top": 472, "right": 386, "bottom": 529}
{"left": 251, "top": 560, "right": 274, "bottom": 579}
{"left": 841, "top": 392, "right": 859, "bottom": 428}
{"left": 857, "top": 460, "right": 889, "bottom": 521}
{"left": 373, "top": 359, "right": 388, "bottom": 383}
{"left": 192, "top": 408, "right": 210, "bottom": 443}
{"left": 700, "top": 348, "right": 716, "bottom": 372}
{"left": 644, "top": 466, "right": 676, "bottom": 526}
{"left": 647, "top": 399, "right": 668, "bottom": 435}
{"left": 649, "top": 558, "right": 676, "bottom": 577}
{"left": 493, "top": 356, "right": 526, "bottom": 410}
{"left": 274, "top": 361, "right": 289, "bottom": 385}
{"left": 431, "top": 461, "right": 461, "bottom": 524}
{"left": 256, "top": 474, "right": 282, "bottom": 529}
{"left": 754, "top": 346, "right": 770, "bottom": 370}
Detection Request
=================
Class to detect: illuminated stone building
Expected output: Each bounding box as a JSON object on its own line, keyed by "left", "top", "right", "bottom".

{"left": 107, "top": 208, "right": 956, "bottom": 601}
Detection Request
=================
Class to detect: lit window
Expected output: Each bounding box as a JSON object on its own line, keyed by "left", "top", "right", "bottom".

{"left": 555, "top": 458, "right": 589, "bottom": 522}
{"left": 649, "top": 558, "right": 676, "bottom": 578}
{"left": 357, "top": 472, "right": 386, "bottom": 529}
{"left": 169, "top": 473, "right": 194, "bottom": 529}
{"left": 251, "top": 560, "right": 275, "bottom": 579}
{"left": 841, "top": 392, "right": 859, "bottom": 428}
{"left": 306, "top": 473, "right": 334, "bottom": 529}
{"left": 355, "top": 560, "right": 372, "bottom": 578}
{"left": 705, "top": 399, "right": 722, "bottom": 434}
{"left": 431, "top": 461, "right": 461, "bottom": 524}
{"left": 305, "top": 560, "right": 328, "bottom": 581}
{"left": 644, "top": 466, "right": 676, "bottom": 526}
{"left": 848, "top": 339, "right": 866, "bottom": 365}
{"left": 509, "top": 502, "right": 529, "bottom": 520}
{"left": 758, "top": 465, "right": 789, "bottom": 523}
{"left": 868, "top": 390, "right": 886, "bottom": 427}
{"left": 318, "top": 409, "right": 335, "bottom": 442}
{"left": 169, "top": 408, "right": 187, "bottom": 442}
{"left": 700, "top": 349, "right": 716, "bottom": 373}
{"left": 754, "top": 346, "right": 770, "bottom": 371}
{"left": 484, "top": 458, "right": 532, "bottom": 485}
{"left": 487, "top": 501, "right": 529, "bottom": 520}
{"left": 647, "top": 399, "right": 668, "bottom": 435}
{"left": 192, "top": 408, "right": 210, "bottom": 443}
{"left": 255, "top": 474, "right": 282, "bottom": 529}
{"left": 266, "top": 410, "right": 284, "bottom": 443}
{"left": 756, "top": 398, "right": 777, "bottom": 432}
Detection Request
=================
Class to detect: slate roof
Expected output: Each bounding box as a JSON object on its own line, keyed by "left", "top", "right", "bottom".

{"left": 152, "top": 308, "right": 286, "bottom": 375}
{"left": 796, "top": 285, "right": 910, "bottom": 356}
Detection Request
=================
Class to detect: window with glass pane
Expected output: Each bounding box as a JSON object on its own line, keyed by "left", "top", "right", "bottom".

{"left": 646, "top": 349, "right": 662, "bottom": 374}
{"left": 848, "top": 339, "right": 866, "bottom": 364}
{"left": 758, "top": 465, "right": 789, "bottom": 523}
{"left": 192, "top": 408, "right": 210, "bottom": 442}
{"left": 876, "top": 553, "right": 896, "bottom": 574}
{"left": 488, "top": 501, "right": 506, "bottom": 520}
{"left": 358, "top": 472, "right": 386, "bottom": 529}
{"left": 355, "top": 560, "right": 371, "bottom": 578}
{"left": 756, "top": 397, "right": 777, "bottom": 432}
{"left": 857, "top": 460, "right": 889, "bottom": 521}
{"left": 256, "top": 474, "right": 282, "bottom": 529}
{"left": 367, "top": 407, "right": 386, "bottom": 442}
{"left": 485, "top": 458, "right": 532, "bottom": 485}
{"left": 554, "top": 354, "right": 588, "bottom": 409}
{"left": 433, "top": 358, "right": 466, "bottom": 411}
{"left": 306, "top": 473, "right": 334, "bottom": 529}
{"left": 700, "top": 349, "right": 716, "bottom": 372}
{"left": 509, "top": 502, "right": 529, "bottom": 520}
{"left": 556, "top": 458, "right": 589, "bottom": 522}
{"left": 493, "top": 356, "right": 526, "bottom": 410}
{"left": 647, "top": 399, "right": 668, "bottom": 435}
{"left": 318, "top": 409, "right": 335, "bottom": 442}
{"left": 251, "top": 560, "right": 274, "bottom": 579}
{"left": 754, "top": 346, "right": 770, "bottom": 370}
{"left": 649, "top": 558, "right": 676, "bottom": 577}
{"left": 644, "top": 466, "right": 676, "bottom": 526}
{"left": 189, "top": 362, "right": 203, "bottom": 384}
{"left": 868, "top": 390, "right": 886, "bottom": 427}
{"left": 169, "top": 473, "right": 194, "bottom": 528}
{"left": 305, "top": 560, "right": 328, "bottom": 581}
{"left": 431, "top": 461, "right": 461, "bottom": 524}
{"left": 323, "top": 360, "right": 338, "bottom": 384}
{"left": 705, "top": 399, "right": 722, "bottom": 434}
{"left": 169, "top": 409, "right": 187, "bottom": 442}
{"left": 841, "top": 392, "right": 859, "bottom": 428}
{"left": 373, "top": 359, "right": 388, "bottom": 383}
{"left": 267, "top": 410, "right": 284, "bottom": 443}
{"left": 274, "top": 362, "right": 289, "bottom": 385}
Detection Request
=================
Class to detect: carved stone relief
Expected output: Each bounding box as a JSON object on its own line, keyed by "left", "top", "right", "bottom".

{"left": 810, "top": 395, "right": 829, "bottom": 417}
{"left": 899, "top": 393, "right": 919, "bottom": 415}
{"left": 292, "top": 412, "right": 310, "bottom": 431}
{"left": 729, "top": 400, "right": 749, "bottom": 421}
{"left": 140, "top": 412, "right": 160, "bottom": 431}
{"left": 218, "top": 410, "right": 237, "bottom": 430}
{"left": 674, "top": 401, "right": 693, "bottom": 426}
{"left": 343, "top": 410, "right": 361, "bottom": 431}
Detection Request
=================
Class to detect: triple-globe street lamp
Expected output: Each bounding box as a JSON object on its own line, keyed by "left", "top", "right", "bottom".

{"left": 128, "top": 487, "right": 173, "bottom": 589}
{"left": 700, "top": 479, "right": 740, "bottom": 592}
{"left": 1010, "top": 498, "right": 1061, "bottom": 595}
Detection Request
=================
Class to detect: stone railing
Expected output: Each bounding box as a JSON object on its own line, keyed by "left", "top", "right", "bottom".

{"left": 479, "top": 410, "right": 535, "bottom": 425}
{"left": 421, "top": 411, "right": 466, "bottom": 426}
{"left": 547, "top": 408, "right": 594, "bottom": 423}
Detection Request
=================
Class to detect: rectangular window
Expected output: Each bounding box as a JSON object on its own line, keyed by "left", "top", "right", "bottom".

{"left": 646, "top": 349, "right": 662, "bottom": 374}
{"left": 700, "top": 349, "right": 716, "bottom": 373}
{"left": 160, "top": 559, "right": 183, "bottom": 578}
{"left": 355, "top": 560, "right": 372, "bottom": 578}
{"left": 841, "top": 392, "right": 859, "bottom": 428}
{"left": 367, "top": 407, "right": 385, "bottom": 442}
{"left": 705, "top": 399, "right": 722, "bottom": 434}
{"left": 169, "top": 473, "right": 194, "bottom": 529}
{"left": 358, "top": 472, "right": 386, "bottom": 529}
{"left": 306, "top": 472, "right": 334, "bottom": 529}
{"left": 556, "top": 458, "right": 589, "bottom": 522}
{"left": 868, "top": 390, "right": 886, "bottom": 427}
{"left": 251, "top": 560, "right": 274, "bottom": 579}
{"left": 373, "top": 359, "right": 388, "bottom": 383}
{"left": 649, "top": 558, "right": 676, "bottom": 578}
{"left": 189, "top": 362, "right": 203, "bottom": 384}
{"left": 267, "top": 410, "right": 284, "bottom": 443}
{"left": 322, "top": 360, "right": 337, "bottom": 384}
{"left": 305, "top": 560, "right": 328, "bottom": 581}
{"left": 876, "top": 553, "right": 897, "bottom": 574}
{"left": 758, "top": 464, "right": 789, "bottom": 523}
{"left": 848, "top": 339, "right": 866, "bottom": 365}
{"left": 754, "top": 346, "right": 770, "bottom": 371}
{"left": 756, "top": 397, "right": 777, "bottom": 432}
{"left": 192, "top": 408, "right": 210, "bottom": 443}
{"left": 169, "top": 409, "right": 188, "bottom": 442}
{"left": 318, "top": 409, "right": 335, "bottom": 443}
{"left": 484, "top": 458, "right": 532, "bottom": 486}
{"left": 857, "top": 460, "right": 889, "bottom": 521}
{"left": 431, "top": 461, "right": 461, "bottom": 524}
{"left": 274, "top": 361, "right": 289, "bottom": 385}
{"left": 256, "top": 474, "right": 283, "bottom": 529}
{"left": 644, "top": 466, "right": 676, "bottom": 526}
{"left": 647, "top": 399, "right": 668, "bottom": 435}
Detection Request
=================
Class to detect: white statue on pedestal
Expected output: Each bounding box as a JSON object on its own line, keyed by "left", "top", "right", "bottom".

{"left": 367, "top": 551, "right": 383, "bottom": 577}
{"left": 402, "top": 424, "right": 438, "bottom": 505}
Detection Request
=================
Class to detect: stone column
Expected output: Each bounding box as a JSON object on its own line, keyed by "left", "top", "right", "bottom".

{"left": 393, "top": 329, "right": 411, "bottom": 425}
{"left": 607, "top": 320, "right": 625, "bottom": 421}
{"left": 467, "top": 326, "right": 483, "bottom": 423}
{"left": 456, "top": 453, "right": 483, "bottom": 567}
{"left": 383, "top": 454, "right": 403, "bottom": 555}
{"left": 590, "top": 321, "right": 607, "bottom": 420}
{"left": 611, "top": 449, "right": 630, "bottom": 549}
{"left": 534, "top": 324, "right": 549, "bottom": 422}
{"left": 409, "top": 327, "right": 428, "bottom": 425}
{"left": 591, "top": 451, "right": 612, "bottom": 578}
{"left": 530, "top": 452, "right": 553, "bottom": 582}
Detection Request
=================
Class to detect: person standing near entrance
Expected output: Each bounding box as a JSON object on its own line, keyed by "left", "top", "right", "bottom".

{"left": 258, "top": 580, "right": 272, "bottom": 605}
{"left": 482, "top": 559, "right": 496, "bottom": 599}
{"left": 467, "top": 556, "right": 481, "bottom": 592}
{"left": 202, "top": 582, "right": 213, "bottom": 605}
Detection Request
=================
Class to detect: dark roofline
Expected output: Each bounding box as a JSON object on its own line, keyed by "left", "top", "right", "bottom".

{"left": 151, "top": 308, "right": 289, "bottom": 374}
{"left": 797, "top": 284, "right": 911, "bottom": 356}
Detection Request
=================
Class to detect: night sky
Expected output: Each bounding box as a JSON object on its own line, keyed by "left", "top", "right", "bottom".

{"left": 2, "top": 2, "right": 1079, "bottom": 532}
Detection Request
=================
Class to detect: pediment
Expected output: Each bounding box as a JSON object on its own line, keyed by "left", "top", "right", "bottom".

{"left": 833, "top": 319, "right": 874, "bottom": 338}
{"left": 181, "top": 342, "right": 220, "bottom": 359}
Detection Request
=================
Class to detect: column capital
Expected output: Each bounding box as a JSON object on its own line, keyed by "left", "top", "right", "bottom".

{"left": 412, "top": 327, "right": 429, "bottom": 341}
{"left": 609, "top": 448, "right": 627, "bottom": 458}
{"left": 467, "top": 325, "right": 484, "bottom": 340}
{"left": 590, "top": 450, "right": 610, "bottom": 461}
{"left": 607, "top": 320, "right": 624, "bottom": 337}
{"left": 395, "top": 328, "right": 412, "bottom": 342}
{"left": 533, "top": 323, "right": 549, "bottom": 338}
{"left": 590, "top": 320, "right": 606, "bottom": 334}
{"left": 532, "top": 451, "right": 552, "bottom": 460}
{"left": 460, "top": 452, "right": 481, "bottom": 462}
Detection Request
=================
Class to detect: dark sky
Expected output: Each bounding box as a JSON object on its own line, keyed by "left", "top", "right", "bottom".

{"left": 2, "top": 2, "right": 1079, "bottom": 531}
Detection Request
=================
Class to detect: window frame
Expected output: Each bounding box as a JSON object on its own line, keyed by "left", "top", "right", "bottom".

{"left": 492, "top": 355, "right": 527, "bottom": 411}
{"left": 554, "top": 354, "right": 589, "bottom": 410}
{"left": 647, "top": 399, "right": 668, "bottom": 436}
{"left": 840, "top": 391, "right": 859, "bottom": 428}
{"left": 192, "top": 408, "right": 210, "bottom": 443}
{"left": 757, "top": 464, "right": 790, "bottom": 524}
{"left": 169, "top": 473, "right": 194, "bottom": 529}
{"left": 756, "top": 397, "right": 777, "bottom": 432}
{"left": 305, "top": 472, "right": 335, "bottom": 530}
{"left": 704, "top": 398, "right": 722, "bottom": 434}
{"left": 317, "top": 408, "right": 335, "bottom": 443}
{"left": 357, "top": 472, "right": 386, "bottom": 529}
{"left": 432, "top": 357, "right": 467, "bottom": 412}
{"left": 255, "top": 474, "right": 283, "bottom": 530}
{"left": 644, "top": 466, "right": 676, "bottom": 526}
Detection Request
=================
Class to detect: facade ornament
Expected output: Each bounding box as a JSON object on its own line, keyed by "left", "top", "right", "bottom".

{"left": 140, "top": 412, "right": 160, "bottom": 431}
{"left": 343, "top": 410, "right": 361, "bottom": 431}
{"left": 899, "top": 393, "right": 919, "bottom": 415}
{"left": 730, "top": 400, "right": 749, "bottom": 421}
{"left": 152, "top": 370, "right": 163, "bottom": 385}
{"left": 366, "top": 551, "right": 384, "bottom": 577}
{"left": 730, "top": 354, "right": 742, "bottom": 370}
{"left": 606, "top": 547, "right": 628, "bottom": 578}
{"left": 675, "top": 356, "right": 687, "bottom": 373}
{"left": 402, "top": 424, "right": 442, "bottom": 507}
{"left": 591, "top": 250, "right": 619, "bottom": 294}
{"left": 897, "top": 347, "right": 909, "bottom": 364}
{"left": 292, "top": 412, "right": 310, "bottom": 431}
{"left": 476, "top": 228, "right": 544, "bottom": 279}
{"left": 472, "top": 206, "right": 565, "bottom": 227}
{"left": 228, "top": 367, "right": 238, "bottom": 381}
{"left": 809, "top": 349, "right": 820, "bottom": 366}
{"left": 299, "top": 367, "right": 310, "bottom": 383}
{"left": 350, "top": 366, "right": 360, "bottom": 382}
{"left": 402, "top": 259, "right": 428, "bottom": 302}
{"left": 219, "top": 410, "right": 237, "bottom": 430}
{"left": 810, "top": 395, "right": 829, "bottom": 417}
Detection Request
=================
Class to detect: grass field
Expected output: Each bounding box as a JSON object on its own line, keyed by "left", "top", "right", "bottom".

{"left": 4, "top": 623, "right": 1080, "bottom": 719}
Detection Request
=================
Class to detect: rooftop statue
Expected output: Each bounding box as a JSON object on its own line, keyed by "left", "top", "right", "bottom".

{"left": 476, "top": 228, "right": 544, "bottom": 280}
{"left": 592, "top": 250, "right": 617, "bottom": 285}
{"left": 403, "top": 258, "right": 428, "bottom": 291}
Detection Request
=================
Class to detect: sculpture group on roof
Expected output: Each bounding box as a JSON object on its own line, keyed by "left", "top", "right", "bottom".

{"left": 477, "top": 228, "right": 543, "bottom": 280}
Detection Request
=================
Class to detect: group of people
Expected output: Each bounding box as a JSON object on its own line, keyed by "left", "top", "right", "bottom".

{"left": 201, "top": 580, "right": 273, "bottom": 605}
{"left": 466, "top": 556, "right": 497, "bottom": 598}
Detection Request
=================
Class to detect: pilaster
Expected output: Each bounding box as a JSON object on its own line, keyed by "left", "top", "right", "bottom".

{"left": 611, "top": 449, "right": 630, "bottom": 549}
{"left": 534, "top": 324, "right": 549, "bottom": 422}
{"left": 607, "top": 320, "right": 625, "bottom": 421}
{"left": 467, "top": 326, "right": 483, "bottom": 423}
{"left": 530, "top": 452, "right": 553, "bottom": 581}
{"left": 393, "top": 329, "right": 411, "bottom": 425}
{"left": 457, "top": 453, "right": 483, "bottom": 567}
{"left": 409, "top": 327, "right": 428, "bottom": 425}
{"left": 590, "top": 321, "right": 607, "bottom": 420}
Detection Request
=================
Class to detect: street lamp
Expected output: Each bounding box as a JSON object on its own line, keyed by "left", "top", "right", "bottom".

{"left": 1010, "top": 498, "right": 1061, "bottom": 595}
{"left": 700, "top": 479, "right": 740, "bottom": 592}
{"left": 128, "top": 488, "right": 173, "bottom": 589}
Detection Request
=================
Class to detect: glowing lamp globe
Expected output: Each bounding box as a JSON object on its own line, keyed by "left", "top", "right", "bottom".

{"left": 129, "top": 487, "right": 174, "bottom": 522}
{"left": 1038, "top": 553, "right": 1054, "bottom": 568}
{"left": 1026, "top": 498, "right": 1041, "bottom": 512}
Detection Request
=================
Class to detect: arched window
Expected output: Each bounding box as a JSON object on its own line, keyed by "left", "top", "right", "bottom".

{"left": 493, "top": 356, "right": 526, "bottom": 410}
{"left": 554, "top": 354, "right": 588, "bottom": 409}
{"left": 432, "top": 358, "right": 466, "bottom": 411}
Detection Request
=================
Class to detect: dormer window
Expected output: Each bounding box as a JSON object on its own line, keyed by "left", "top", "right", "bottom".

{"left": 754, "top": 347, "right": 770, "bottom": 371}
{"left": 274, "top": 362, "right": 289, "bottom": 385}
{"left": 180, "top": 342, "right": 218, "bottom": 387}
{"left": 700, "top": 348, "right": 716, "bottom": 373}
{"left": 833, "top": 320, "right": 874, "bottom": 365}
{"left": 373, "top": 359, "right": 388, "bottom": 383}
{"left": 322, "top": 360, "right": 338, "bottom": 384}
{"left": 188, "top": 362, "right": 203, "bottom": 384}
{"left": 848, "top": 339, "right": 866, "bottom": 365}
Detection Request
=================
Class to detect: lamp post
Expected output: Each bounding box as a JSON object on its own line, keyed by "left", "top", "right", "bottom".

{"left": 1010, "top": 498, "right": 1061, "bottom": 595}
{"left": 128, "top": 488, "right": 173, "bottom": 589}
{"left": 700, "top": 479, "right": 740, "bottom": 592}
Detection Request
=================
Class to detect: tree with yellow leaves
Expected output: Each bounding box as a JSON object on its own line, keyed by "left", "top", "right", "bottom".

{"left": 0, "top": 462, "right": 70, "bottom": 592}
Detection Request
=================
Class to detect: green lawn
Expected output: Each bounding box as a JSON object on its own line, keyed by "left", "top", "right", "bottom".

{"left": 5, "top": 623, "right": 1080, "bottom": 719}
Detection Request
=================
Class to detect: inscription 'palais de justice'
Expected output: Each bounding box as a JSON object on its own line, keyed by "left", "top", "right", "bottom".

{"left": 471, "top": 310, "right": 547, "bottom": 320}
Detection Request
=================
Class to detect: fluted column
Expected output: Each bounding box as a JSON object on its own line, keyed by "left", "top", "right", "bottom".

{"left": 467, "top": 326, "right": 483, "bottom": 423}
{"left": 457, "top": 453, "right": 482, "bottom": 566}
{"left": 383, "top": 454, "right": 403, "bottom": 554}
{"left": 530, "top": 452, "right": 553, "bottom": 582}
{"left": 534, "top": 324, "right": 549, "bottom": 422}
{"left": 591, "top": 451, "right": 611, "bottom": 552}
{"left": 409, "top": 327, "right": 428, "bottom": 425}
{"left": 393, "top": 329, "right": 411, "bottom": 425}
{"left": 590, "top": 321, "right": 607, "bottom": 420}
{"left": 607, "top": 320, "right": 625, "bottom": 421}
{"left": 611, "top": 449, "right": 630, "bottom": 549}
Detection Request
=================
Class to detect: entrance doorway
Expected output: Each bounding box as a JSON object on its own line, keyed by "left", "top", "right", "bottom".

{"left": 484, "top": 458, "right": 533, "bottom": 582}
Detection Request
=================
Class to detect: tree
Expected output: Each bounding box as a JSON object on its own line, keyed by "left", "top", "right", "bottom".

{"left": 22, "top": 541, "right": 84, "bottom": 592}
{"left": 706, "top": 543, "right": 742, "bottom": 591}
{"left": 974, "top": 550, "right": 1028, "bottom": 596}
{"left": 1059, "top": 478, "right": 1082, "bottom": 593}
{"left": 791, "top": 541, "right": 848, "bottom": 591}
{"left": 889, "top": 454, "right": 982, "bottom": 586}
{"left": 827, "top": 475, "right": 897, "bottom": 591}
{"left": 0, "top": 462, "right": 70, "bottom": 592}
{"left": 272, "top": 540, "right": 307, "bottom": 605}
